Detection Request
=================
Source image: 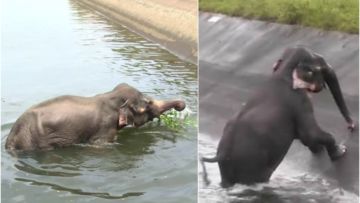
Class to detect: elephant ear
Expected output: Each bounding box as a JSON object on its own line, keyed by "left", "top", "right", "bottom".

{"left": 118, "top": 108, "right": 128, "bottom": 127}
{"left": 118, "top": 100, "right": 129, "bottom": 127}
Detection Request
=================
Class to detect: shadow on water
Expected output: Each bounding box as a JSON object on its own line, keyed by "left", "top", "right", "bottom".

{"left": 227, "top": 185, "right": 338, "bottom": 203}
{"left": 228, "top": 187, "right": 291, "bottom": 203}
{"left": 15, "top": 178, "right": 144, "bottom": 200}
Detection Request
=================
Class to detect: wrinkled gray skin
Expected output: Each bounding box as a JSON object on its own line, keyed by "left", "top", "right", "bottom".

{"left": 201, "top": 47, "right": 356, "bottom": 188}
{"left": 5, "top": 83, "right": 186, "bottom": 151}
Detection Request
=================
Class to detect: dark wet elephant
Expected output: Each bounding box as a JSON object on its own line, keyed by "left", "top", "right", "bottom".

{"left": 201, "top": 46, "right": 356, "bottom": 188}
{"left": 5, "top": 83, "right": 186, "bottom": 151}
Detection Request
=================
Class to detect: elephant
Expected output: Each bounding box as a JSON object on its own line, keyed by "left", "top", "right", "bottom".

{"left": 200, "top": 46, "right": 356, "bottom": 188}
{"left": 5, "top": 83, "right": 186, "bottom": 151}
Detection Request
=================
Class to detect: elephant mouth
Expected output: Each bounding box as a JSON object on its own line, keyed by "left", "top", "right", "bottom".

{"left": 306, "top": 83, "right": 323, "bottom": 93}
{"left": 307, "top": 88, "right": 322, "bottom": 93}
{"left": 119, "top": 122, "right": 142, "bottom": 128}
{"left": 293, "top": 71, "right": 324, "bottom": 93}
{"left": 118, "top": 123, "right": 127, "bottom": 129}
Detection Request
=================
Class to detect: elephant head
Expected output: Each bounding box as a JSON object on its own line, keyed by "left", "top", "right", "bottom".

{"left": 274, "top": 47, "right": 355, "bottom": 130}
{"left": 110, "top": 83, "right": 186, "bottom": 129}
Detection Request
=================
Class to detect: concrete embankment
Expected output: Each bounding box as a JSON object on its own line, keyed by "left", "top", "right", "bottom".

{"left": 75, "top": 0, "right": 197, "bottom": 63}
{"left": 199, "top": 12, "right": 358, "bottom": 193}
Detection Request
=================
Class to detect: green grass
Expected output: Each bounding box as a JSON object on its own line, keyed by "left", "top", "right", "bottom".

{"left": 200, "top": 0, "right": 358, "bottom": 33}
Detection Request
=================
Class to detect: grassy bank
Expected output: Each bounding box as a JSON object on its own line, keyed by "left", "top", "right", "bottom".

{"left": 199, "top": 0, "right": 358, "bottom": 33}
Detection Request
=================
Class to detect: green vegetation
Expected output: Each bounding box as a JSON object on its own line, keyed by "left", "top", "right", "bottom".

{"left": 200, "top": 0, "right": 358, "bottom": 33}
{"left": 160, "top": 110, "right": 197, "bottom": 131}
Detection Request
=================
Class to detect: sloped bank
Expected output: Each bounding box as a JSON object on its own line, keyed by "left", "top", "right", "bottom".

{"left": 199, "top": 12, "right": 358, "bottom": 194}
{"left": 75, "top": 0, "right": 197, "bottom": 63}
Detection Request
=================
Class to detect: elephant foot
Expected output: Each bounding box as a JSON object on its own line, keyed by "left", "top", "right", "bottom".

{"left": 329, "top": 144, "right": 347, "bottom": 161}
{"left": 309, "top": 145, "right": 324, "bottom": 154}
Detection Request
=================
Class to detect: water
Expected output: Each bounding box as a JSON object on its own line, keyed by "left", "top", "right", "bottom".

{"left": 1, "top": 0, "right": 197, "bottom": 202}
{"left": 198, "top": 134, "right": 359, "bottom": 203}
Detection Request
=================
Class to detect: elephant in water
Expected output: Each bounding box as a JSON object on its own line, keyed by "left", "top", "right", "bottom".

{"left": 5, "top": 83, "right": 186, "bottom": 151}
{"left": 201, "top": 46, "right": 356, "bottom": 188}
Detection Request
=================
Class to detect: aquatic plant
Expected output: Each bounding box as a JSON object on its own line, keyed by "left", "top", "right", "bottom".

{"left": 159, "top": 109, "right": 197, "bottom": 131}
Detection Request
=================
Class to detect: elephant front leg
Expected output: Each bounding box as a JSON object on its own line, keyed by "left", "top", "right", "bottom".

{"left": 306, "top": 131, "right": 346, "bottom": 161}
{"left": 296, "top": 112, "right": 346, "bottom": 161}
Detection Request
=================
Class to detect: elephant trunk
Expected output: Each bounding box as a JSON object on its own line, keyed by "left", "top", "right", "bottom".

{"left": 152, "top": 99, "right": 186, "bottom": 115}
{"left": 322, "top": 67, "right": 353, "bottom": 125}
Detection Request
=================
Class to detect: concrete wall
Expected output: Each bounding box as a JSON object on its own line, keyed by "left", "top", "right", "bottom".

{"left": 75, "top": 0, "right": 197, "bottom": 63}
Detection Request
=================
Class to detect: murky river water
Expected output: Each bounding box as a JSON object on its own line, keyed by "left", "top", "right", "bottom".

{"left": 1, "top": 0, "right": 197, "bottom": 202}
